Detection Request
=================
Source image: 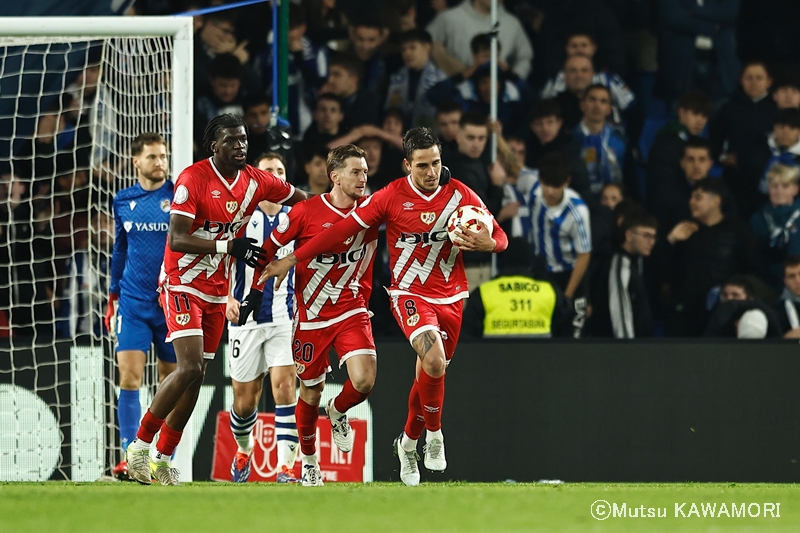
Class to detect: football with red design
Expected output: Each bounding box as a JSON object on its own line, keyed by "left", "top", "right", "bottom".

{"left": 447, "top": 205, "right": 494, "bottom": 243}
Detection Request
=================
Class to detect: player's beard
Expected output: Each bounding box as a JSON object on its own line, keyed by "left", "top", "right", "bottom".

{"left": 142, "top": 169, "right": 166, "bottom": 185}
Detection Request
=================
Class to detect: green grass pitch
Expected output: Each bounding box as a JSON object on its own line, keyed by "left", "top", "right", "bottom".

{"left": 1, "top": 482, "right": 799, "bottom": 532}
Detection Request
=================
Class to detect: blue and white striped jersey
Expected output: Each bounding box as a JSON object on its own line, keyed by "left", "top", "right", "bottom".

{"left": 229, "top": 206, "right": 295, "bottom": 328}
{"left": 527, "top": 182, "right": 592, "bottom": 273}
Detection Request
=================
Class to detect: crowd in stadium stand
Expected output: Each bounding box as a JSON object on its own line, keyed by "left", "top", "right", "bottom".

{"left": 3, "top": 0, "right": 800, "bottom": 341}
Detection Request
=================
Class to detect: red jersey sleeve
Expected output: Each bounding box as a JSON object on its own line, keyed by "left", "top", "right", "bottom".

{"left": 253, "top": 167, "right": 296, "bottom": 204}
{"left": 170, "top": 171, "right": 199, "bottom": 219}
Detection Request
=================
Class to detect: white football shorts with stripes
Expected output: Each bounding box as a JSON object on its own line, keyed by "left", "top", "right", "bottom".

{"left": 227, "top": 322, "right": 294, "bottom": 383}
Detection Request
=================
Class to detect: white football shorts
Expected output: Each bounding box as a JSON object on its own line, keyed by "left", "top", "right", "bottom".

{"left": 228, "top": 322, "right": 294, "bottom": 383}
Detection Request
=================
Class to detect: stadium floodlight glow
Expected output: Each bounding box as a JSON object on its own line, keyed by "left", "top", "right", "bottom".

{"left": 0, "top": 16, "right": 192, "bottom": 482}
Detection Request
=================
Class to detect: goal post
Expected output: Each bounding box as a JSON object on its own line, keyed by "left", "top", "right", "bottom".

{"left": 0, "top": 16, "right": 193, "bottom": 482}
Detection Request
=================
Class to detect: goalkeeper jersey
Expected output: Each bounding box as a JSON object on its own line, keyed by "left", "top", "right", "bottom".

{"left": 111, "top": 181, "right": 173, "bottom": 303}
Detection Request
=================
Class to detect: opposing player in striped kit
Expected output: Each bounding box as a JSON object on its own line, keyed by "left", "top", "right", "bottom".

{"left": 242, "top": 145, "right": 379, "bottom": 487}
{"left": 225, "top": 152, "right": 299, "bottom": 483}
{"left": 261, "top": 128, "right": 508, "bottom": 486}
{"left": 125, "top": 114, "right": 307, "bottom": 486}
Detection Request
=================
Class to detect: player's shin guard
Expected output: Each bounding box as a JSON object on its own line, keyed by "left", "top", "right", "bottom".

{"left": 333, "top": 379, "right": 371, "bottom": 414}
{"left": 135, "top": 409, "right": 164, "bottom": 445}
{"left": 230, "top": 408, "right": 257, "bottom": 454}
{"left": 155, "top": 423, "right": 183, "bottom": 457}
{"left": 416, "top": 370, "right": 445, "bottom": 432}
{"left": 295, "top": 398, "right": 319, "bottom": 457}
{"left": 404, "top": 380, "right": 426, "bottom": 440}
{"left": 275, "top": 403, "right": 298, "bottom": 467}
{"left": 118, "top": 389, "right": 141, "bottom": 451}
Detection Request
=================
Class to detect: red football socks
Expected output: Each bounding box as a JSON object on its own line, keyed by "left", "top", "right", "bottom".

{"left": 155, "top": 423, "right": 183, "bottom": 456}
{"left": 333, "top": 379, "right": 371, "bottom": 414}
{"left": 136, "top": 409, "right": 164, "bottom": 444}
{"left": 416, "top": 370, "right": 445, "bottom": 432}
{"left": 296, "top": 398, "right": 319, "bottom": 456}
{"left": 404, "top": 380, "right": 426, "bottom": 440}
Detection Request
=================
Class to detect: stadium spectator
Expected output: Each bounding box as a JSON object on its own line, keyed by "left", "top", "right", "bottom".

{"left": 462, "top": 237, "right": 569, "bottom": 338}
{"left": 600, "top": 182, "right": 625, "bottom": 211}
{"left": 300, "top": 145, "right": 332, "bottom": 195}
{"left": 385, "top": 28, "right": 447, "bottom": 129}
{"left": 520, "top": 99, "right": 592, "bottom": 200}
{"left": 357, "top": 136, "right": 404, "bottom": 193}
{"left": 646, "top": 90, "right": 713, "bottom": 208}
{"left": 225, "top": 153, "right": 299, "bottom": 484}
{"left": 260, "top": 126, "right": 509, "bottom": 487}
{"left": 303, "top": 0, "right": 350, "bottom": 49}
{"left": 650, "top": 137, "right": 714, "bottom": 237}
{"left": 655, "top": 0, "right": 740, "bottom": 104}
{"left": 241, "top": 94, "right": 296, "bottom": 180}
{"left": 750, "top": 164, "right": 800, "bottom": 293}
{"left": 710, "top": 61, "right": 778, "bottom": 218}
{"left": 426, "top": 0, "right": 534, "bottom": 79}
{"left": 345, "top": 15, "right": 398, "bottom": 107}
{"left": 194, "top": 53, "right": 247, "bottom": 148}
{"left": 704, "top": 276, "right": 782, "bottom": 338}
{"left": 323, "top": 53, "right": 381, "bottom": 131}
{"left": 435, "top": 100, "right": 463, "bottom": 155}
{"left": 775, "top": 255, "right": 800, "bottom": 338}
{"left": 104, "top": 133, "right": 175, "bottom": 480}
{"left": 194, "top": 11, "right": 260, "bottom": 97}
{"left": 302, "top": 93, "right": 346, "bottom": 148}
{"left": 527, "top": 152, "right": 592, "bottom": 337}
{"left": 773, "top": 78, "right": 800, "bottom": 110}
{"left": 590, "top": 212, "right": 657, "bottom": 338}
{"left": 0, "top": 172, "right": 30, "bottom": 336}
{"left": 572, "top": 84, "right": 626, "bottom": 197}
{"left": 755, "top": 108, "right": 800, "bottom": 195}
{"left": 665, "top": 179, "right": 763, "bottom": 336}
{"left": 549, "top": 54, "right": 595, "bottom": 130}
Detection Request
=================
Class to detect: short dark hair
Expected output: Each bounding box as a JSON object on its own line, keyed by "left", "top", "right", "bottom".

{"left": 784, "top": 255, "right": 800, "bottom": 271}
{"left": 621, "top": 211, "right": 658, "bottom": 235}
{"left": 566, "top": 29, "right": 596, "bottom": 45}
{"left": 384, "top": 107, "right": 406, "bottom": 127}
{"left": 435, "top": 100, "right": 463, "bottom": 117}
{"left": 209, "top": 53, "right": 243, "bottom": 80}
{"left": 399, "top": 28, "right": 432, "bottom": 46}
{"left": 403, "top": 127, "right": 442, "bottom": 162}
{"left": 693, "top": 177, "right": 728, "bottom": 199}
{"left": 470, "top": 33, "right": 492, "bottom": 55}
{"left": 289, "top": 3, "right": 305, "bottom": 29}
{"left": 682, "top": 136, "right": 712, "bottom": 157}
{"left": 459, "top": 111, "right": 488, "bottom": 129}
{"left": 775, "top": 108, "right": 800, "bottom": 129}
{"left": 774, "top": 76, "right": 800, "bottom": 91}
{"left": 583, "top": 83, "right": 611, "bottom": 101}
{"left": 131, "top": 132, "right": 166, "bottom": 156}
{"left": 723, "top": 275, "right": 755, "bottom": 298}
{"left": 677, "top": 90, "right": 713, "bottom": 117}
{"left": 327, "top": 144, "right": 367, "bottom": 176}
{"left": 529, "top": 99, "right": 562, "bottom": 122}
{"left": 350, "top": 13, "right": 386, "bottom": 31}
{"left": 303, "top": 145, "right": 330, "bottom": 165}
{"left": 742, "top": 60, "right": 771, "bottom": 78}
{"left": 254, "top": 151, "right": 285, "bottom": 167}
{"left": 316, "top": 92, "right": 342, "bottom": 109}
{"left": 202, "top": 113, "right": 247, "bottom": 154}
{"left": 537, "top": 152, "right": 570, "bottom": 187}
{"left": 242, "top": 93, "right": 270, "bottom": 113}
{"left": 329, "top": 52, "right": 364, "bottom": 81}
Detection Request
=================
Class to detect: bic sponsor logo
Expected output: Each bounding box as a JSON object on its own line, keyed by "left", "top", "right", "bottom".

{"left": 202, "top": 219, "right": 245, "bottom": 234}
{"left": 315, "top": 247, "right": 366, "bottom": 265}
{"left": 399, "top": 231, "right": 448, "bottom": 244}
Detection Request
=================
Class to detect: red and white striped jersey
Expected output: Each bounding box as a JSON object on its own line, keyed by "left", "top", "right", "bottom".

{"left": 162, "top": 158, "right": 295, "bottom": 303}
{"left": 268, "top": 194, "right": 378, "bottom": 329}
{"left": 352, "top": 176, "right": 490, "bottom": 304}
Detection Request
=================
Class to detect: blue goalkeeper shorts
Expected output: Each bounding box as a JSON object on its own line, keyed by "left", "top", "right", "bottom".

{"left": 115, "top": 295, "right": 176, "bottom": 363}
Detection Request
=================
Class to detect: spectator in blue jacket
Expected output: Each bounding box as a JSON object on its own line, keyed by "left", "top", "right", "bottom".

{"left": 751, "top": 164, "right": 800, "bottom": 292}
{"left": 572, "top": 84, "right": 626, "bottom": 198}
{"left": 757, "top": 108, "right": 800, "bottom": 194}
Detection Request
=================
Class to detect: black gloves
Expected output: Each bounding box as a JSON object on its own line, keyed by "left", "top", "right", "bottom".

{"left": 238, "top": 289, "right": 263, "bottom": 326}
{"left": 440, "top": 165, "right": 451, "bottom": 185}
{"left": 230, "top": 237, "right": 267, "bottom": 268}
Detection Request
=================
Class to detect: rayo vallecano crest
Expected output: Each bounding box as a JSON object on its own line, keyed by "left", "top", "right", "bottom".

{"left": 226, "top": 200, "right": 238, "bottom": 213}
{"left": 420, "top": 212, "right": 435, "bottom": 224}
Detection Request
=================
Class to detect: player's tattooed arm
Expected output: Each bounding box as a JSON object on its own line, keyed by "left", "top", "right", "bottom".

{"left": 412, "top": 330, "right": 438, "bottom": 362}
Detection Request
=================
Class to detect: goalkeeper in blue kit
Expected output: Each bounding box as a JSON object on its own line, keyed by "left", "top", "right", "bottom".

{"left": 105, "top": 133, "right": 176, "bottom": 480}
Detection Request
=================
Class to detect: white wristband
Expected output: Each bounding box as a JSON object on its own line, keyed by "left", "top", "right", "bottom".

{"left": 215, "top": 240, "right": 228, "bottom": 254}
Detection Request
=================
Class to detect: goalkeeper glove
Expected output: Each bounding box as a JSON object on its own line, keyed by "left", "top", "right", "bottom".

{"left": 238, "top": 289, "right": 263, "bottom": 326}
{"left": 230, "top": 237, "right": 268, "bottom": 268}
{"left": 104, "top": 294, "right": 119, "bottom": 338}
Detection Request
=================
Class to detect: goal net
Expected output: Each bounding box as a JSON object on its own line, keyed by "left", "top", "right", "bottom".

{"left": 0, "top": 17, "right": 192, "bottom": 481}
